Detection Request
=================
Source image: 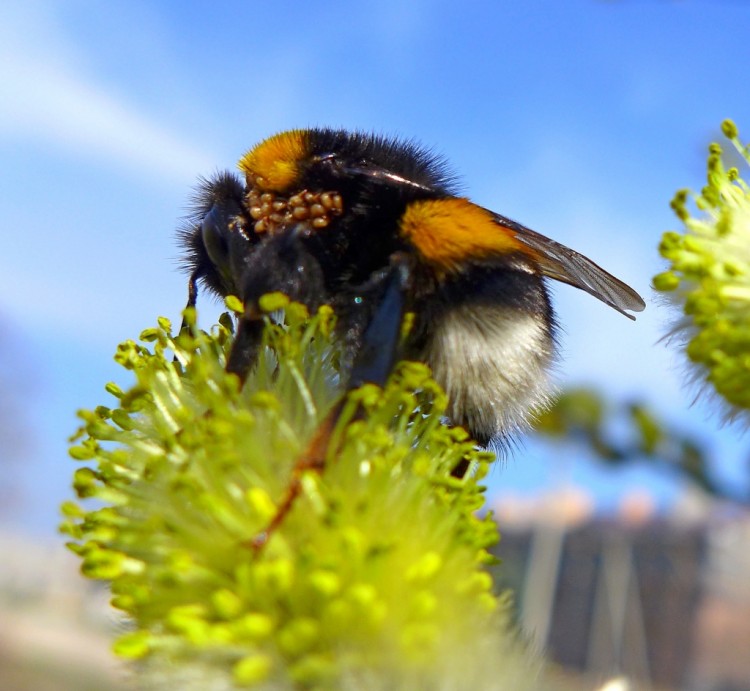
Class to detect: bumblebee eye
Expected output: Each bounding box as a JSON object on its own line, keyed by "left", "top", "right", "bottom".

{"left": 201, "top": 205, "right": 230, "bottom": 271}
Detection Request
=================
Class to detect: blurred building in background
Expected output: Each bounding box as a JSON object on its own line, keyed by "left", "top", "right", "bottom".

{"left": 491, "top": 489, "right": 750, "bottom": 690}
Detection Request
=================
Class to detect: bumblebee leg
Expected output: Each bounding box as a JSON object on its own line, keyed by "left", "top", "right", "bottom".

{"left": 249, "top": 257, "right": 411, "bottom": 552}
{"left": 226, "top": 305, "right": 265, "bottom": 386}
{"left": 179, "top": 270, "right": 200, "bottom": 335}
{"left": 451, "top": 457, "right": 472, "bottom": 479}
{"left": 347, "top": 259, "right": 410, "bottom": 389}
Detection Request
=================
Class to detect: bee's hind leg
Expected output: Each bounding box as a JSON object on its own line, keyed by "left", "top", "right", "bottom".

{"left": 248, "top": 256, "right": 411, "bottom": 553}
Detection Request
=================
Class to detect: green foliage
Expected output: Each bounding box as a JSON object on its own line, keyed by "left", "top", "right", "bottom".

{"left": 654, "top": 119, "right": 750, "bottom": 419}
{"left": 533, "top": 388, "right": 719, "bottom": 497}
{"left": 62, "top": 299, "right": 543, "bottom": 689}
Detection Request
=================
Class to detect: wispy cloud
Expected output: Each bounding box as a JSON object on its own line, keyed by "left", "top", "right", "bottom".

{"left": 0, "top": 2, "right": 215, "bottom": 184}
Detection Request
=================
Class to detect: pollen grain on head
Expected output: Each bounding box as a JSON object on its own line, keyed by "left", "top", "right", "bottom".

{"left": 399, "top": 198, "right": 524, "bottom": 272}
{"left": 239, "top": 130, "right": 308, "bottom": 192}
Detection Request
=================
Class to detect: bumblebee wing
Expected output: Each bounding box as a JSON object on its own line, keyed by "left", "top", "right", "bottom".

{"left": 490, "top": 211, "right": 646, "bottom": 320}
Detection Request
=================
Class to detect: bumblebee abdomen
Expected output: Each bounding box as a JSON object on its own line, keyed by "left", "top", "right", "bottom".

{"left": 418, "top": 267, "right": 556, "bottom": 445}
{"left": 399, "top": 198, "right": 527, "bottom": 274}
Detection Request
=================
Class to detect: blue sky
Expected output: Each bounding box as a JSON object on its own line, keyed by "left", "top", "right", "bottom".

{"left": 1, "top": 0, "right": 749, "bottom": 536}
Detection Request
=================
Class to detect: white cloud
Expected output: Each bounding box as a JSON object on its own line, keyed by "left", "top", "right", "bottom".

{"left": 0, "top": 1, "right": 215, "bottom": 184}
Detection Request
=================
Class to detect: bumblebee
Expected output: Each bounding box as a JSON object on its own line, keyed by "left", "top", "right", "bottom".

{"left": 181, "top": 128, "right": 644, "bottom": 448}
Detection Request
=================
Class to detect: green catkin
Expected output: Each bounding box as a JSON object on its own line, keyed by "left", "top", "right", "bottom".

{"left": 655, "top": 119, "right": 750, "bottom": 420}
{"left": 62, "top": 302, "right": 544, "bottom": 690}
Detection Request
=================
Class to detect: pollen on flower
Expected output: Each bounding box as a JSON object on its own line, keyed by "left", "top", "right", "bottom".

{"left": 61, "top": 302, "right": 534, "bottom": 688}
{"left": 655, "top": 120, "right": 750, "bottom": 422}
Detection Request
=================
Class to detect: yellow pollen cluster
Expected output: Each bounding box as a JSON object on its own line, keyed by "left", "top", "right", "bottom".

{"left": 247, "top": 188, "right": 344, "bottom": 235}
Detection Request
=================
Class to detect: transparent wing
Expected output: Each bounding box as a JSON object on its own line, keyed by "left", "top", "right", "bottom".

{"left": 490, "top": 210, "right": 646, "bottom": 320}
